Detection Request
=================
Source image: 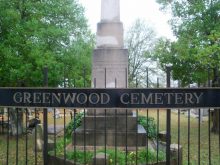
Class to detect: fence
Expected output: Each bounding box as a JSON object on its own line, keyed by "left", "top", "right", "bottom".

{"left": 0, "top": 69, "right": 220, "bottom": 165}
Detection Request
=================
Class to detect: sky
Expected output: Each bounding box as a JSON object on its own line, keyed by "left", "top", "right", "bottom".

{"left": 79, "top": 0, "right": 174, "bottom": 40}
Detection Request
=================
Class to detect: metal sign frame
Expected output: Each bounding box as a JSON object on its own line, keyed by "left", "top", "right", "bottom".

{"left": 0, "top": 87, "right": 220, "bottom": 108}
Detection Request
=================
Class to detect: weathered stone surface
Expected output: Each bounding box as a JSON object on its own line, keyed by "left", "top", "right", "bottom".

{"left": 87, "top": 109, "right": 133, "bottom": 116}
{"left": 170, "top": 144, "right": 183, "bottom": 165}
{"left": 32, "top": 124, "right": 43, "bottom": 152}
{"left": 72, "top": 0, "right": 147, "bottom": 149}
{"left": 81, "top": 115, "right": 137, "bottom": 131}
{"left": 96, "top": 22, "right": 124, "bottom": 48}
{"left": 72, "top": 125, "right": 146, "bottom": 146}
{"left": 101, "top": 0, "right": 120, "bottom": 22}
{"left": 158, "top": 131, "right": 167, "bottom": 142}
{"left": 92, "top": 48, "right": 128, "bottom": 88}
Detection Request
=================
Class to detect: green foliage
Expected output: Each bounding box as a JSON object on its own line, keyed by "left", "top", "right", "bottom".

{"left": 0, "top": 0, "right": 94, "bottom": 87}
{"left": 154, "top": 0, "right": 220, "bottom": 86}
{"left": 138, "top": 116, "right": 157, "bottom": 139}
{"left": 65, "top": 112, "right": 84, "bottom": 139}
{"left": 50, "top": 148, "right": 166, "bottom": 165}
{"left": 55, "top": 138, "right": 72, "bottom": 155}
{"left": 100, "top": 149, "right": 165, "bottom": 165}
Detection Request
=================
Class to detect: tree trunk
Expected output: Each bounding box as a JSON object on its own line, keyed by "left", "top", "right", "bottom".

{"left": 8, "top": 108, "right": 24, "bottom": 136}
{"left": 211, "top": 68, "right": 220, "bottom": 133}
{"left": 211, "top": 110, "right": 220, "bottom": 133}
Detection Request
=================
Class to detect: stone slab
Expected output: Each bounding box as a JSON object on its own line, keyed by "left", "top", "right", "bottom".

{"left": 87, "top": 109, "right": 133, "bottom": 116}
{"left": 81, "top": 115, "right": 137, "bottom": 131}
{"left": 72, "top": 125, "right": 146, "bottom": 146}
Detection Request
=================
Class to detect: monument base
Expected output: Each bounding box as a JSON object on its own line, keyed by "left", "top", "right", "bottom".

{"left": 72, "top": 125, "right": 146, "bottom": 147}
{"left": 92, "top": 48, "right": 128, "bottom": 88}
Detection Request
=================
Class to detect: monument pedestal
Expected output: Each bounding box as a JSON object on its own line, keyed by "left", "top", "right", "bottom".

{"left": 96, "top": 22, "right": 124, "bottom": 48}
{"left": 72, "top": 0, "right": 146, "bottom": 149}
{"left": 72, "top": 114, "right": 146, "bottom": 146}
{"left": 92, "top": 48, "right": 128, "bottom": 88}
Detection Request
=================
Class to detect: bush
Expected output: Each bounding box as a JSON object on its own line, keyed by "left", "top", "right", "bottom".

{"left": 50, "top": 149, "right": 165, "bottom": 165}
{"left": 138, "top": 116, "right": 157, "bottom": 139}
{"left": 65, "top": 111, "right": 84, "bottom": 139}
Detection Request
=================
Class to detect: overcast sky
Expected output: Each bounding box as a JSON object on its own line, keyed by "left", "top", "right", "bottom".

{"left": 79, "top": 0, "right": 174, "bottom": 40}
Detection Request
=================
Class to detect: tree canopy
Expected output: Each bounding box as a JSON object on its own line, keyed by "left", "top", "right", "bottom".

{"left": 125, "top": 19, "right": 159, "bottom": 87}
{"left": 0, "top": 0, "right": 95, "bottom": 87}
{"left": 154, "top": 0, "right": 220, "bottom": 86}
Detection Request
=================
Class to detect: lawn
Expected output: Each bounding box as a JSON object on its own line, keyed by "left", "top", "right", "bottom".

{"left": 0, "top": 109, "right": 219, "bottom": 165}
{"left": 139, "top": 109, "right": 220, "bottom": 165}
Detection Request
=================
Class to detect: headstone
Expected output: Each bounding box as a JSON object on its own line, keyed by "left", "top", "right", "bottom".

{"left": 92, "top": 153, "right": 109, "bottom": 165}
{"left": 32, "top": 124, "right": 43, "bottom": 152}
{"left": 158, "top": 131, "right": 167, "bottom": 142}
{"left": 32, "top": 124, "right": 55, "bottom": 152}
{"left": 73, "top": 0, "right": 146, "bottom": 148}
{"left": 170, "top": 144, "right": 182, "bottom": 165}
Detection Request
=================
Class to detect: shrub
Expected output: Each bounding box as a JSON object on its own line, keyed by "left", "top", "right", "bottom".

{"left": 138, "top": 116, "right": 157, "bottom": 139}
{"left": 65, "top": 111, "right": 84, "bottom": 139}
{"left": 50, "top": 149, "right": 165, "bottom": 165}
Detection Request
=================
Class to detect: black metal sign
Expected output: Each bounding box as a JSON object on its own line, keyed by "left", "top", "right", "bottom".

{"left": 0, "top": 88, "right": 220, "bottom": 108}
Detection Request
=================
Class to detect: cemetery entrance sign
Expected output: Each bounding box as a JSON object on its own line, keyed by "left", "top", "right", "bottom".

{"left": 0, "top": 88, "right": 220, "bottom": 108}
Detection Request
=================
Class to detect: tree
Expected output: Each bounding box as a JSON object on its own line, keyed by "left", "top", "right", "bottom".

{"left": 125, "top": 19, "right": 160, "bottom": 87}
{"left": 0, "top": 0, "right": 94, "bottom": 87}
{"left": 0, "top": 0, "right": 94, "bottom": 135}
{"left": 155, "top": 0, "right": 220, "bottom": 132}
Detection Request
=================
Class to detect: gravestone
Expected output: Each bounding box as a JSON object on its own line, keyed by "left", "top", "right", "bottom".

{"left": 73, "top": 0, "right": 146, "bottom": 147}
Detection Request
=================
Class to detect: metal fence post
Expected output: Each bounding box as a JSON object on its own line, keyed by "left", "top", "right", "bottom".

{"left": 146, "top": 67, "right": 149, "bottom": 88}
{"left": 166, "top": 65, "right": 171, "bottom": 165}
{"left": 157, "top": 77, "right": 159, "bottom": 88}
{"left": 43, "top": 67, "right": 48, "bottom": 165}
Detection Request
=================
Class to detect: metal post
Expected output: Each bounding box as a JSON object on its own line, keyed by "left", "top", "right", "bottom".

{"left": 208, "top": 67, "right": 211, "bottom": 87}
{"left": 157, "top": 77, "right": 159, "bottom": 88}
{"left": 146, "top": 67, "right": 149, "bottom": 88}
{"left": 136, "top": 78, "right": 138, "bottom": 88}
{"left": 166, "top": 65, "right": 171, "bottom": 165}
{"left": 43, "top": 67, "right": 48, "bottom": 165}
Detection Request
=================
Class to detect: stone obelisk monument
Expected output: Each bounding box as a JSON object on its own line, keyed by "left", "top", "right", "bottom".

{"left": 93, "top": 0, "right": 127, "bottom": 89}
{"left": 73, "top": 0, "right": 146, "bottom": 147}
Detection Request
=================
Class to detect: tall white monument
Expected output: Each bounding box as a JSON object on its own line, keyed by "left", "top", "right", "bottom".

{"left": 93, "top": 0, "right": 127, "bottom": 89}
{"left": 101, "top": 0, "right": 120, "bottom": 22}
{"left": 73, "top": 0, "right": 146, "bottom": 147}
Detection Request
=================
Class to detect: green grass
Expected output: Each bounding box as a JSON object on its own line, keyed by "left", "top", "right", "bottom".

{"left": 139, "top": 109, "right": 220, "bottom": 165}
{"left": 0, "top": 111, "right": 71, "bottom": 165}
{"left": 49, "top": 148, "right": 166, "bottom": 165}
{"left": 0, "top": 109, "right": 220, "bottom": 165}
{"left": 0, "top": 135, "right": 43, "bottom": 165}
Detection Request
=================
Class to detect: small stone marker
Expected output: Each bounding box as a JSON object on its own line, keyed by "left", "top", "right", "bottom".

{"left": 92, "top": 153, "right": 109, "bottom": 165}
{"left": 158, "top": 131, "right": 167, "bottom": 142}
{"left": 170, "top": 144, "right": 182, "bottom": 165}
{"left": 32, "top": 124, "right": 43, "bottom": 152}
{"left": 32, "top": 124, "right": 55, "bottom": 152}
